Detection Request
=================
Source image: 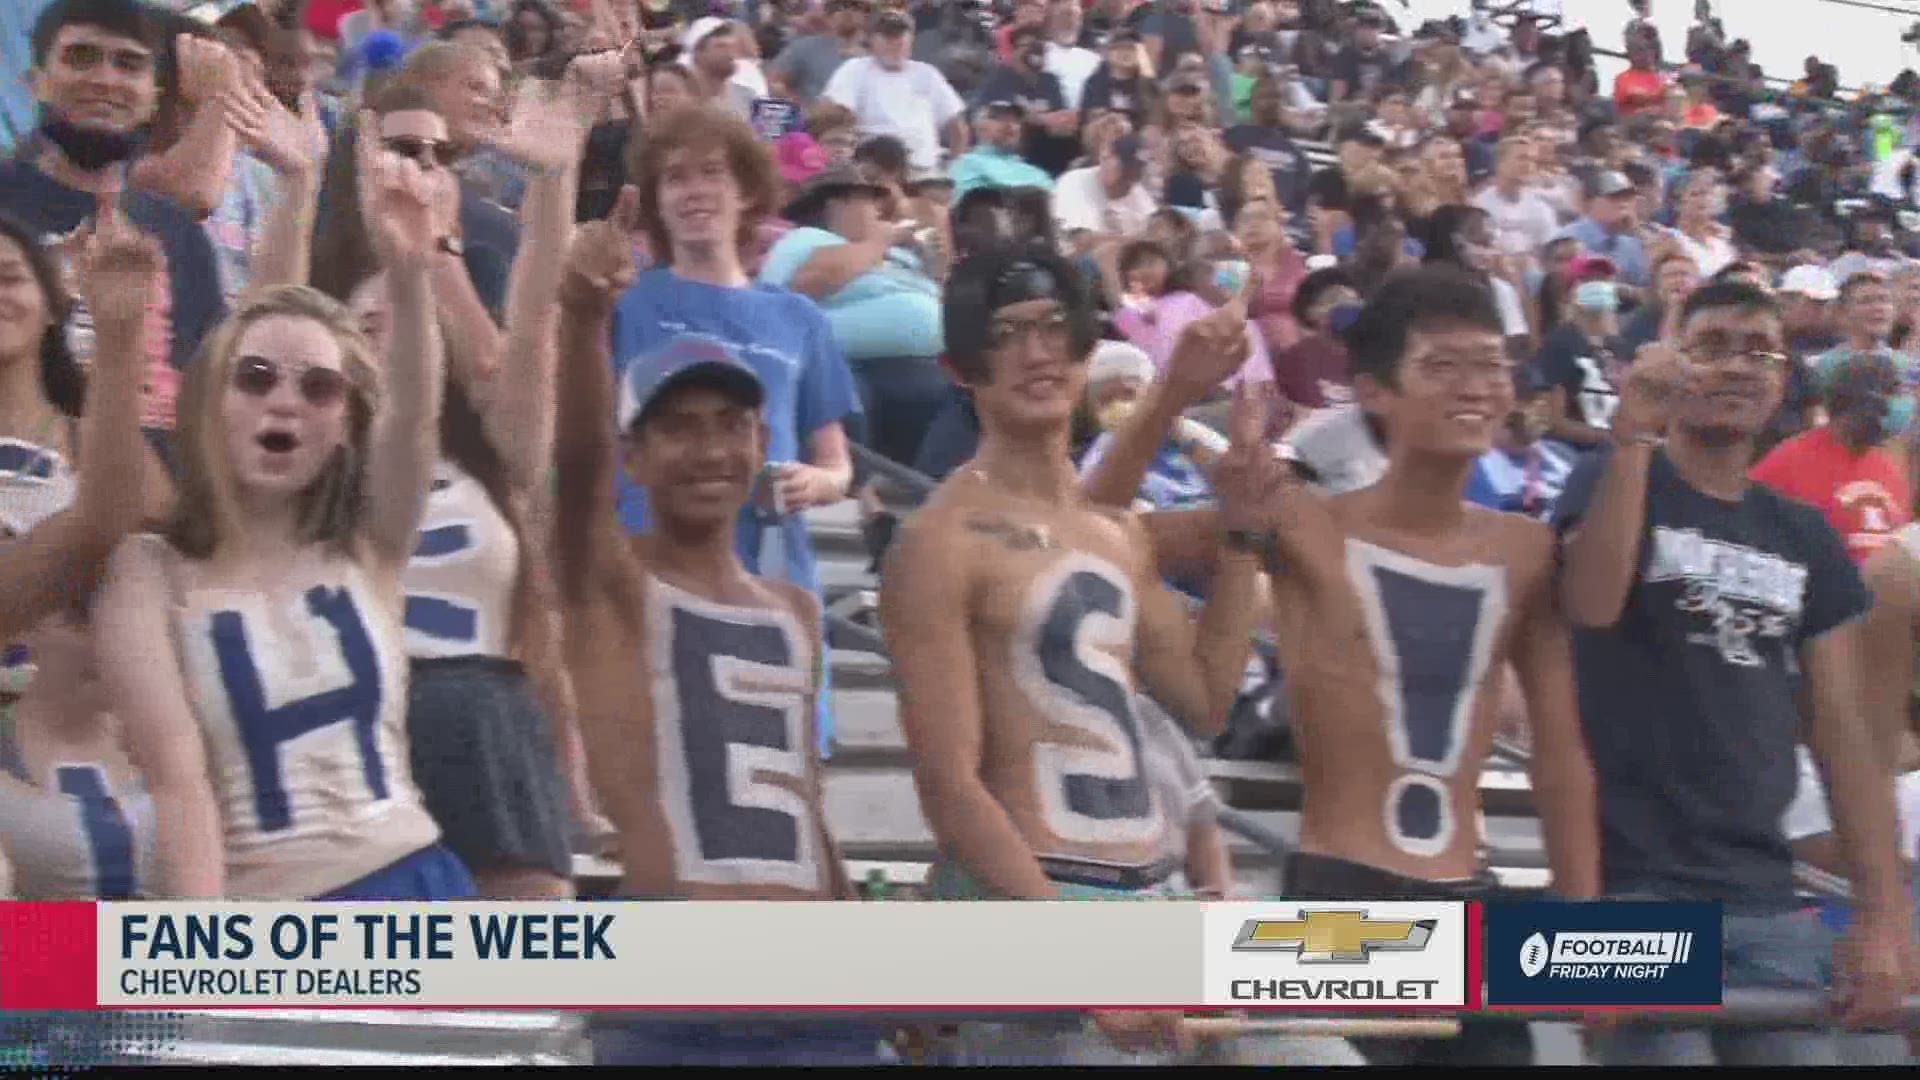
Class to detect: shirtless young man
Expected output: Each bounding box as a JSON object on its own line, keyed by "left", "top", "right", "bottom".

{"left": 1088, "top": 266, "right": 1602, "bottom": 1066}
{"left": 881, "top": 248, "right": 1283, "bottom": 1061}
{"left": 550, "top": 192, "right": 880, "bottom": 1066}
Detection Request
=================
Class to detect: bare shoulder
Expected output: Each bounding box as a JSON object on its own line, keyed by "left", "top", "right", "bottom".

{"left": 1474, "top": 507, "right": 1558, "bottom": 595}
{"left": 881, "top": 486, "right": 983, "bottom": 590}
{"left": 762, "top": 577, "right": 822, "bottom": 631}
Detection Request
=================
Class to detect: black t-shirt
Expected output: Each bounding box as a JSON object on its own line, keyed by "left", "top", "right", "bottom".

{"left": 1139, "top": 4, "right": 1201, "bottom": 67}
{"left": 1079, "top": 68, "right": 1154, "bottom": 128}
{"left": 1330, "top": 44, "right": 1391, "bottom": 100}
{"left": 974, "top": 66, "right": 1077, "bottom": 176}
{"left": 1533, "top": 323, "right": 1618, "bottom": 433}
{"left": 1224, "top": 124, "right": 1310, "bottom": 212}
{"left": 1552, "top": 448, "right": 1869, "bottom": 909}
{"left": 0, "top": 157, "right": 225, "bottom": 387}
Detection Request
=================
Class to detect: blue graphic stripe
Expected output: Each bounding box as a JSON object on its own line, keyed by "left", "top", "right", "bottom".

{"left": 404, "top": 596, "right": 480, "bottom": 644}
{"left": 55, "top": 765, "right": 136, "bottom": 900}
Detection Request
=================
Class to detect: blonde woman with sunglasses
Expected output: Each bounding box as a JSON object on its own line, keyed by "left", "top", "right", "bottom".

{"left": 92, "top": 118, "right": 468, "bottom": 901}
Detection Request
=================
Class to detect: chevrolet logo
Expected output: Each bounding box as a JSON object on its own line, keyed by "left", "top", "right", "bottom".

{"left": 1233, "top": 910, "right": 1437, "bottom": 964}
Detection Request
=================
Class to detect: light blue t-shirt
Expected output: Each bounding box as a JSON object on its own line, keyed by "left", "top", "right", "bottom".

{"left": 610, "top": 268, "right": 863, "bottom": 600}
{"left": 757, "top": 227, "right": 944, "bottom": 361}
{"left": 948, "top": 145, "right": 1056, "bottom": 201}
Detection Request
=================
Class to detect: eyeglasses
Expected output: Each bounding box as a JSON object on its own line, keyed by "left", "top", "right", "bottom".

{"left": 232, "top": 356, "right": 350, "bottom": 408}
{"left": 986, "top": 311, "right": 1073, "bottom": 350}
{"left": 1680, "top": 336, "right": 1789, "bottom": 369}
{"left": 381, "top": 135, "right": 459, "bottom": 169}
{"left": 1411, "top": 354, "right": 1516, "bottom": 386}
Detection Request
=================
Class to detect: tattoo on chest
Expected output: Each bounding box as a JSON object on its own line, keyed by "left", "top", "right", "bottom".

{"left": 965, "top": 515, "right": 1057, "bottom": 553}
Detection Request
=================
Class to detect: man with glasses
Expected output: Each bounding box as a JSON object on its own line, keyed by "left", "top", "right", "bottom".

{"left": 769, "top": 0, "right": 870, "bottom": 103}
{"left": 1087, "top": 266, "right": 1603, "bottom": 1066}
{"left": 1556, "top": 281, "right": 1914, "bottom": 1065}
{"left": 881, "top": 249, "right": 1274, "bottom": 1061}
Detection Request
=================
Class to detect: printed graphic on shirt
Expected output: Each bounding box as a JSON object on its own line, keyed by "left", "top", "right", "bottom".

{"left": 1571, "top": 353, "right": 1618, "bottom": 429}
{"left": 1836, "top": 480, "right": 1902, "bottom": 557}
{"left": 1644, "top": 527, "right": 1808, "bottom": 668}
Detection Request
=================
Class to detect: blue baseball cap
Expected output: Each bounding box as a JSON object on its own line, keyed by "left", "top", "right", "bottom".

{"left": 616, "top": 338, "right": 764, "bottom": 434}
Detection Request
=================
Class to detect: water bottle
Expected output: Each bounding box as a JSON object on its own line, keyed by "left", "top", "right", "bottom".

{"left": 755, "top": 461, "right": 790, "bottom": 583}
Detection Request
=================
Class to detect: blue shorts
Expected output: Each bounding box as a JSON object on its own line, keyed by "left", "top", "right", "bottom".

{"left": 587, "top": 1017, "right": 896, "bottom": 1066}
{"left": 312, "top": 844, "right": 476, "bottom": 900}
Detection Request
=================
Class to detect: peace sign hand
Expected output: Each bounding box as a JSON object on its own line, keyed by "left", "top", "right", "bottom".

{"left": 1163, "top": 271, "right": 1259, "bottom": 406}
{"left": 558, "top": 185, "right": 640, "bottom": 314}
{"left": 1212, "top": 382, "right": 1291, "bottom": 535}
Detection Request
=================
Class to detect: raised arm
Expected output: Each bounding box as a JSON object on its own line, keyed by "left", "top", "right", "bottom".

{"left": 475, "top": 75, "right": 596, "bottom": 491}
{"left": 131, "top": 35, "right": 241, "bottom": 216}
{"left": 0, "top": 196, "right": 159, "bottom": 641}
{"left": 356, "top": 114, "right": 449, "bottom": 570}
{"left": 551, "top": 187, "right": 641, "bottom": 604}
{"left": 1558, "top": 345, "right": 1680, "bottom": 628}
{"left": 228, "top": 80, "right": 326, "bottom": 295}
{"left": 1509, "top": 529, "right": 1600, "bottom": 898}
{"left": 1082, "top": 278, "right": 1257, "bottom": 509}
{"left": 94, "top": 539, "right": 223, "bottom": 898}
{"left": 1130, "top": 386, "right": 1273, "bottom": 736}
{"left": 880, "top": 521, "right": 1058, "bottom": 899}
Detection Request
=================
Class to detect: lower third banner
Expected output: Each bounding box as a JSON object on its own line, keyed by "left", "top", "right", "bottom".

{"left": 1481, "top": 901, "right": 1724, "bottom": 1008}
{"left": 0, "top": 901, "right": 1473, "bottom": 1010}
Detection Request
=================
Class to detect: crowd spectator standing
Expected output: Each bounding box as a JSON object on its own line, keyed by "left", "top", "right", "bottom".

{"left": 5, "top": 0, "right": 1920, "bottom": 1069}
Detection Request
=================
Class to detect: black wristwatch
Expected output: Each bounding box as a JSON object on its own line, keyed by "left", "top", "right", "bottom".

{"left": 436, "top": 235, "right": 465, "bottom": 258}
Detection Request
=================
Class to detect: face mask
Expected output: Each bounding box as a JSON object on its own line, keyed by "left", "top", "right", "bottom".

{"left": 1574, "top": 280, "right": 1620, "bottom": 312}
{"left": 37, "top": 109, "right": 145, "bottom": 172}
{"left": 1328, "top": 302, "right": 1364, "bottom": 334}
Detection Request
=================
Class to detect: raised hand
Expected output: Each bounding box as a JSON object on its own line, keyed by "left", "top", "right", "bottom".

{"left": 1614, "top": 343, "right": 1687, "bottom": 445}
{"left": 1162, "top": 271, "right": 1259, "bottom": 406}
{"left": 486, "top": 74, "right": 597, "bottom": 175}
{"left": 226, "top": 74, "right": 318, "bottom": 177}
{"left": 356, "top": 111, "right": 456, "bottom": 275}
{"left": 1211, "top": 382, "right": 1291, "bottom": 534}
{"left": 175, "top": 34, "right": 239, "bottom": 109}
{"left": 75, "top": 192, "right": 164, "bottom": 343}
{"left": 557, "top": 184, "right": 640, "bottom": 313}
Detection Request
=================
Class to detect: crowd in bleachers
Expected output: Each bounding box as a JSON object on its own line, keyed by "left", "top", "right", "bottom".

{"left": 3, "top": 0, "right": 1920, "bottom": 1066}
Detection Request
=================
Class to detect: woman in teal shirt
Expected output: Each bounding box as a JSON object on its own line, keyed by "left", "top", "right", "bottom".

{"left": 759, "top": 167, "right": 948, "bottom": 478}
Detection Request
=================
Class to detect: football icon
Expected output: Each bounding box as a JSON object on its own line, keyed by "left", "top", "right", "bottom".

{"left": 1519, "top": 932, "right": 1550, "bottom": 977}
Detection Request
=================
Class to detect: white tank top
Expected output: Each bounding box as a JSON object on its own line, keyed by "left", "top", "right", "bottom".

{"left": 401, "top": 460, "right": 518, "bottom": 660}
{"left": 154, "top": 536, "right": 440, "bottom": 898}
{"left": 0, "top": 435, "right": 77, "bottom": 539}
{"left": 0, "top": 765, "right": 158, "bottom": 899}
{"left": 0, "top": 433, "right": 158, "bottom": 898}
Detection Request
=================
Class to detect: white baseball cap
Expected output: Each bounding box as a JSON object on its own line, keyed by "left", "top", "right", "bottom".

{"left": 680, "top": 17, "right": 732, "bottom": 57}
{"left": 1778, "top": 264, "right": 1838, "bottom": 301}
{"left": 1087, "top": 340, "right": 1155, "bottom": 388}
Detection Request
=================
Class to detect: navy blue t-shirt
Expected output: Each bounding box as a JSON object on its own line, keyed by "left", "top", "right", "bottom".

{"left": 1552, "top": 447, "right": 1868, "bottom": 910}
{"left": 0, "top": 157, "right": 225, "bottom": 384}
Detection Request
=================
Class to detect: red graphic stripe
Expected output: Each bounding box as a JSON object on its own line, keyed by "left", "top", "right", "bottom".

{"left": 1465, "top": 900, "right": 1484, "bottom": 1010}
{"left": 0, "top": 901, "right": 100, "bottom": 1008}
